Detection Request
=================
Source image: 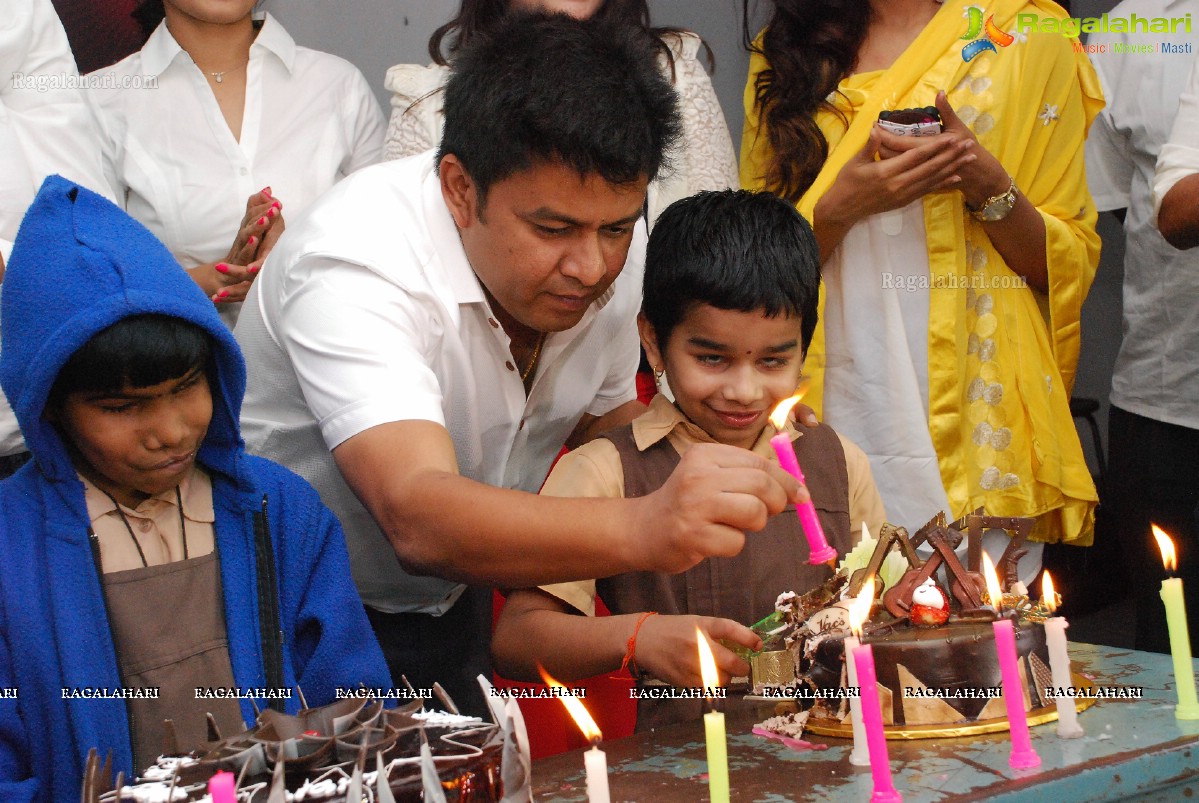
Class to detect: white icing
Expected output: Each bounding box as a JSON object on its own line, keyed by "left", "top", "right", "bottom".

{"left": 757, "top": 710, "right": 810, "bottom": 739}
{"left": 911, "top": 578, "right": 946, "bottom": 609}
{"left": 411, "top": 710, "right": 485, "bottom": 727}
{"left": 117, "top": 784, "right": 189, "bottom": 802}
{"left": 775, "top": 591, "right": 798, "bottom": 613}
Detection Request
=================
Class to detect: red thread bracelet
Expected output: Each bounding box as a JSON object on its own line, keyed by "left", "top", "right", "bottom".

{"left": 621, "top": 611, "right": 658, "bottom": 677}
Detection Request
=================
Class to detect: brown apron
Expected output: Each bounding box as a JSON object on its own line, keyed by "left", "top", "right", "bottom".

{"left": 101, "top": 551, "right": 246, "bottom": 770}
{"left": 596, "top": 423, "right": 853, "bottom": 730}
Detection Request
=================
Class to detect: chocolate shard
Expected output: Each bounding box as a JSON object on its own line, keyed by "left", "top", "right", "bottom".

{"left": 162, "top": 718, "right": 180, "bottom": 757}
{"left": 206, "top": 711, "right": 223, "bottom": 743}
{"left": 432, "top": 682, "right": 459, "bottom": 716}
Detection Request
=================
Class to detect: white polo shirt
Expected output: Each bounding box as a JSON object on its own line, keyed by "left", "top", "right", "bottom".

{"left": 86, "top": 14, "right": 384, "bottom": 327}
{"left": 1085, "top": 0, "right": 1199, "bottom": 430}
{"left": 234, "top": 152, "right": 644, "bottom": 614}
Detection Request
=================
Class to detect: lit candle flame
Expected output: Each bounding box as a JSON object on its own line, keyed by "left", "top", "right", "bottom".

{"left": 767, "top": 379, "right": 811, "bottom": 431}
{"left": 847, "top": 576, "right": 875, "bottom": 638}
{"left": 982, "top": 552, "right": 1003, "bottom": 610}
{"left": 538, "top": 665, "right": 601, "bottom": 741}
{"left": 1153, "top": 524, "right": 1177, "bottom": 574}
{"left": 1041, "top": 571, "right": 1059, "bottom": 614}
{"left": 696, "top": 628, "right": 720, "bottom": 695}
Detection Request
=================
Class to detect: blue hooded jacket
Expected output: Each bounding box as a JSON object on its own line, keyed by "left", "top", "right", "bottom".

{"left": 0, "top": 177, "right": 391, "bottom": 801}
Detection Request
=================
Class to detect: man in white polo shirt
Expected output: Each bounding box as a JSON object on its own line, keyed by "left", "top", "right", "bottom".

{"left": 234, "top": 13, "right": 800, "bottom": 713}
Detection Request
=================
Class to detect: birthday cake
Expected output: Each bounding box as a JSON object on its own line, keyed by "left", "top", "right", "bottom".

{"left": 81, "top": 678, "right": 528, "bottom": 802}
{"left": 751, "top": 512, "right": 1056, "bottom": 733}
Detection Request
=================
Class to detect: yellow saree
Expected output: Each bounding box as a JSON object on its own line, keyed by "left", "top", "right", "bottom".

{"left": 741, "top": 0, "right": 1102, "bottom": 544}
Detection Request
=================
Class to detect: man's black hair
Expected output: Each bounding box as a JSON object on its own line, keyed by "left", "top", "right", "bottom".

{"left": 642, "top": 189, "right": 821, "bottom": 352}
{"left": 48, "top": 315, "right": 212, "bottom": 405}
{"left": 437, "top": 11, "right": 681, "bottom": 205}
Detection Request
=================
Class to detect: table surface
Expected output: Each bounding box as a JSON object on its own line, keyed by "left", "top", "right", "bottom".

{"left": 531, "top": 643, "right": 1199, "bottom": 802}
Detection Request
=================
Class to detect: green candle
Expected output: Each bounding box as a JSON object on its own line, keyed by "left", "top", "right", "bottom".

{"left": 703, "top": 709, "right": 729, "bottom": 803}
{"left": 1154, "top": 526, "right": 1199, "bottom": 720}
{"left": 697, "top": 629, "right": 730, "bottom": 803}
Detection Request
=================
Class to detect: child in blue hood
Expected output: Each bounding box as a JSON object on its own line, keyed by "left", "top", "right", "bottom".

{"left": 0, "top": 177, "right": 391, "bottom": 801}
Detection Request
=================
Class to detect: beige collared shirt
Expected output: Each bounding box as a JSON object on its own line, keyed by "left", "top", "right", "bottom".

{"left": 539, "top": 395, "right": 888, "bottom": 615}
{"left": 82, "top": 467, "right": 217, "bottom": 573}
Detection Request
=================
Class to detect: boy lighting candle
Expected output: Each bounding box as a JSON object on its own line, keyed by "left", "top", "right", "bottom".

{"left": 488, "top": 190, "right": 887, "bottom": 734}
{"left": 768, "top": 391, "right": 838, "bottom": 565}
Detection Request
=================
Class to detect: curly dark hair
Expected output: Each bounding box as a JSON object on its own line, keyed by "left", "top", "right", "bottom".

{"left": 742, "top": 0, "right": 870, "bottom": 202}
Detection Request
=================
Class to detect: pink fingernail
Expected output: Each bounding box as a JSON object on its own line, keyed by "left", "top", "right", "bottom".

{"left": 267, "top": 208, "right": 276, "bottom": 218}
{"left": 248, "top": 235, "right": 257, "bottom": 246}
{"left": 257, "top": 216, "right": 267, "bottom": 226}
{"left": 218, "top": 289, "right": 229, "bottom": 299}
{"left": 248, "top": 265, "right": 260, "bottom": 275}
{"left": 271, "top": 200, "right": 281, "bottom": 210}
{"left": 215, "top": 263, "right": 229, "bottom": 274}
{"left": 262, "top": 186, "right": 272, "bottom": 196}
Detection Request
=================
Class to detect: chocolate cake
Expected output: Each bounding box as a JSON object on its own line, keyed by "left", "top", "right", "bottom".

{"left": 751, "top": 512, "right": 1057, "bottom": 732}
{"left": 82, "top": 678, "right": 530, "bottom": 802}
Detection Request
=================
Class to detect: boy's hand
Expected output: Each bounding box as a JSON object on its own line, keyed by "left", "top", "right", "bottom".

{"left": 630, "top": 443, "right": 808, "bottom": 574}
{"left": 635, "top": 615, "right": 760, "bottom": 688}
{"left": 791, "top": 402, "right": 818, "bottom": 428}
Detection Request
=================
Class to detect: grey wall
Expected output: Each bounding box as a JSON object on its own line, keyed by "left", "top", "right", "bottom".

{"left": 270, "top": 0, "right": 1126, "bottom": 476}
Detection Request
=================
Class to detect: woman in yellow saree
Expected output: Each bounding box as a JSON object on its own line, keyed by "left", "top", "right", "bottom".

{"left": 741, "top": 0, "right": 1101, "bottom": 569}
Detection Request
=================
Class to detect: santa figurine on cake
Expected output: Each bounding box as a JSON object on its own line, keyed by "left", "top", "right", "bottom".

{"left": 909, "top": 578, "right": 950, "bottom": 627}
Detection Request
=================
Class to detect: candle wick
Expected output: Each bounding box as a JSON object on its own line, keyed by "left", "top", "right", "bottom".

{"left": 589, "top": 735, "right": 602, "bottom": 749}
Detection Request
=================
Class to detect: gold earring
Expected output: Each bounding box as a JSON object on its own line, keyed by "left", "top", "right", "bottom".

{"left": 653, "top": 368, "right": 664, "bottom": 380}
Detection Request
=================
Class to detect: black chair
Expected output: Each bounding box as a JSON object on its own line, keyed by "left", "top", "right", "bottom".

{"left": 1069, "top": 396, "right": 1106, "bottom": 497}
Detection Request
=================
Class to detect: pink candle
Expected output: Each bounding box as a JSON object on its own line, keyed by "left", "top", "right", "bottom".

{"left": 853, "top": 643, "right": 903, "bottom": 802}
{"left": 993, "top": 619, "right": 1041, "bottom": 769}
{"left": 769, "top": 432, "right": 837, "bottom": 565}
{"left": 208, "top": 770, "right": 236, "bottom": 803}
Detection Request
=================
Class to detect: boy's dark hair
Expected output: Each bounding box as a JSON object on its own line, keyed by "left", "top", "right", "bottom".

{"left": 48, "top": 315, "right": 212, "bottom": 406}
{"left": 437, "top": 11, "right": 681, "bottom": 207}
{"left": 643, "top": 189, "right": 821, "bottom": 352}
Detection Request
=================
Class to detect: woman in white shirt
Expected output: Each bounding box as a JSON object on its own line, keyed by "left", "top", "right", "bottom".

{"left": 88, "top": 0, "right": 385, "bottom": 326}
{"left": 384, "top": 0, "right": 738, "bottom": 226}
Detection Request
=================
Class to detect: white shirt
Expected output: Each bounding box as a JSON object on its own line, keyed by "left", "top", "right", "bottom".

{"left": 86, "top": 14, "right": 385, "bottom": 327}
{"left": 1087, "top": 0, "right": 1199, "bottom": 430}
{"left": 383, "top": 32, "right": 738, "bottom": 225}
{"left": 0, "top": 0, "right": 112, "bottom": 455}
{"left": 234, "top": 153, "right": 644, "bottom": 614}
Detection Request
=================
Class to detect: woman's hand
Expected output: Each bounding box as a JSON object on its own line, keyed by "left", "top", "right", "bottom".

{"left": 187, "top": 188, "right": 285, "bottom": 302}
{"left": 814, "top": 116, "right": 975, "bottom": 259}
{"left": 226, "top": 187, "right": 283, "bottom": 266}
{"left": 633, "top": 614, "right": 761, "bottom": 688}
{"left": 879, "top": 92, "right": 1010, "bottom": 211}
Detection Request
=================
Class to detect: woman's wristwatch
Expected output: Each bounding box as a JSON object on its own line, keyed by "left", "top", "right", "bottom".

{"left": 967, "top": 177, "right": 1019, "bottom": 222}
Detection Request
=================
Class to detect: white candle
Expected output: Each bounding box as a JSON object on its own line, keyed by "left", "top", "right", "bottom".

{"left": 1043, "top": 617, "right": 1084, "bottom": 738}
{"left": 843, "top": 634, "right": 871, "bottom": 766}
{"left": 583, "top": 743, "right": 610, "bottom": 803}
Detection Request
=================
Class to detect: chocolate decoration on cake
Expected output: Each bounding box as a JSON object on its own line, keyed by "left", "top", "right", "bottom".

{"left": 755, "top": 510, "right": 1051, "bottom": 733}
{"left": 85, "top": 677, "right": 523, "bottom": 802}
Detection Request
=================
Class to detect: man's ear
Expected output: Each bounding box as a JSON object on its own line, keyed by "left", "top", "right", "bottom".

{"left": 439, "top": 154, "right": 480, "bottom": 229}
{"left": 637, "top": 313, "right": 664, "bottom": 374}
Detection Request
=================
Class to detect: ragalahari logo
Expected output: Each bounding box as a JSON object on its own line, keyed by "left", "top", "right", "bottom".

{"left": 961, "top": 6, "right": 1016, "bottom": 61}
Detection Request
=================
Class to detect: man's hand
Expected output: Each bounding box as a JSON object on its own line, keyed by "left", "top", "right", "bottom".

{"left": 635, "top": 615, "right": 761, "bottom": 687}
{"left": 629, "top": 443, "right": 805, "bottom": 574}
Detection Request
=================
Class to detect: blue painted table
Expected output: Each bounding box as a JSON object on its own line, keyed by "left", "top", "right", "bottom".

{"left": 530, "top": 644, "right": 1199, "bottom": 801}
